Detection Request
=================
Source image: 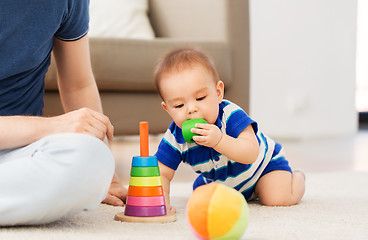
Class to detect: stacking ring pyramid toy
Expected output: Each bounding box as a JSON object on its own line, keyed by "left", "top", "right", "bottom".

{"left": 114, "top": 122, "right": 176, "bottom": 223}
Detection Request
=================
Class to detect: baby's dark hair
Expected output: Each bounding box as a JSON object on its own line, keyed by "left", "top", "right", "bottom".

{"left": 154, "top": 47, "right": 220, "bottom": 98}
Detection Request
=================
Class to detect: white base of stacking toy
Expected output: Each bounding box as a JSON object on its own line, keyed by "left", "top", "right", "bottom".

{"left": 114, "top": 211, "right": 176, "bottom": 223}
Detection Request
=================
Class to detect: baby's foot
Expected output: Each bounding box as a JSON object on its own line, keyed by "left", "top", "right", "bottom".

{"left": 293, "top": 169, "right": 306, "bottom": 180}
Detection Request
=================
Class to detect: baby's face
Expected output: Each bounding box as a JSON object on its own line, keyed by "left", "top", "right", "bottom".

{"left": 160, "top": 66, "right": 224, "bottom": 128}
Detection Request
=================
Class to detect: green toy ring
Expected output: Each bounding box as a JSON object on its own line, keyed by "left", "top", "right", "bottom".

{"left": 182, "top": 118, "right": 208, "bottom": 143}
{"left": 130, "top": 166, "right": 160, "bottom": 177}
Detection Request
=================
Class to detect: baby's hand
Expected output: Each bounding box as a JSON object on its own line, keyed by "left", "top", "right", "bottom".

{"left": 166, "top": 204, "right": 176, "bottom": 214}
{"left": 102, "top": 181, "right": 127, "bottom": 206}
{"left": 192, "top": 123, "right": 223, "bottom": 148}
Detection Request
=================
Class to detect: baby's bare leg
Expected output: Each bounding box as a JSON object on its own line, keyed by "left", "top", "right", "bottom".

{"left": 254, "top": 170, "right": 305, "bottom": 206}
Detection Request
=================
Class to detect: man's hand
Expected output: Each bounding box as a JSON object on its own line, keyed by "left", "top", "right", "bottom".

{"left": 49, "top": 108, "right": 114, "bottom": 141}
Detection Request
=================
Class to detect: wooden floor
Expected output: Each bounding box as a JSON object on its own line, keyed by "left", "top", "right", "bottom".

{"left": 110, "top": 126, "right": 368, "bottom": 185}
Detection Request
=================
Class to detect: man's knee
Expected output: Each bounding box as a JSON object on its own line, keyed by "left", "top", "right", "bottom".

{"left": 0, "top": 133, "right": 115, "bottom": 226}
{"left": 40, "top": 133, "right": 114, "bottom": 176}
{"left": 37, "top": 133, "right": 115, "bottom": 209}
{"left": 64, "top": 133, "right": 114, "bottom": 175}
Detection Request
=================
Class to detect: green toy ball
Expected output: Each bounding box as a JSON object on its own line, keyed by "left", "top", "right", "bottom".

{"left": 182, "top": 118, "right": 208, "bottom": 143}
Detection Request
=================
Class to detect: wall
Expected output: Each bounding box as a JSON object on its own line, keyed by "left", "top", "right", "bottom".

{"left": 249, "top": 0, "right": 358, "bottom": 140}
{"left": 356, "top": 0, "right": 368, "bottom": 112}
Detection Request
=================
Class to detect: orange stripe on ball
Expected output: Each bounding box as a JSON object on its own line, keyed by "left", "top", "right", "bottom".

{"left": 186, "top": 183, "right": 218, "bottom": 239}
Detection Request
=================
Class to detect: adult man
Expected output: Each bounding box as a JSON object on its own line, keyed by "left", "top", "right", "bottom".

{"left": 0, "top": 0, "right": 126, "bottom": 225}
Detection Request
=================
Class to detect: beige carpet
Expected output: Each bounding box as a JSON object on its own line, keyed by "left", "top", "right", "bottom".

{"left": 1, "top": 171, "right": 367, "bottom": 240}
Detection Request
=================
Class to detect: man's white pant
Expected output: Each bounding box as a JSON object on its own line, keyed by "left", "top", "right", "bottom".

{"left": 0, "top": 133, "right": 115, "bottom": 226}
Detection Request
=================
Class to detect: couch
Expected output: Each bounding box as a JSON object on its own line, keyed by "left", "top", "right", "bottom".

{"left": 44, "top": 0, "right": 250, "bottom": 135}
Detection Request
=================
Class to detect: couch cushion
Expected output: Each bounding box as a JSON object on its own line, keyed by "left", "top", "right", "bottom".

{"left": 45, "top": 38, "right": 232, "bottom": 92}
{"left": 149, "top": 0, "right": 227, "bottom": 41}
{"left": 89, "top": 0, "right": 155, "bottom": 39}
